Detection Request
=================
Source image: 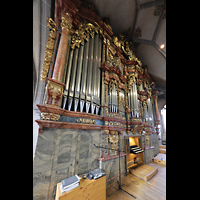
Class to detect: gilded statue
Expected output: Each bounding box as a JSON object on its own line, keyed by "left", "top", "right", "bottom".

{"left": 113, "top": 35, "right": 135, "bottom": 60}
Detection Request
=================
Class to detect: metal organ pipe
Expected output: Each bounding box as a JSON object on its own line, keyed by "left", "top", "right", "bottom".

{"left": 68, "top": 47, "right": 79, "bottom": 111}
{"left": 80, "top": 37, "right": 90, "bottom": 112}
{"left": 130, "top": 85, "right": 134, "bottom": 117}
{"left": 86, "top": 36, "right": 94, "bottom": 113}
{"left": 74, "top": 44, "right": 84, "bottom": 112}
{"left": 91, "top": 34, "right": 99, "bottom": 114}
{"left": 96, "top": 35, "right": 102, "bottom": 115}
{"left": 62, "top": 31, "right": 102, "bottom": 115}
{"left": 62, "top": 48, "right": 74, "bottom": 109}
{"left": 133, "top": 82, "right": 138, "bottom": 117}
{"left": 112, "top": 84, "right": 117, "bottom": 113}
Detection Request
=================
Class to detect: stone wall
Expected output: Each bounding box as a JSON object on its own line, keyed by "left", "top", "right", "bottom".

{"left": 33, "top": 128, "right": 101, "bottom": 200}
{"left": 33, "top": 128, "right": 126, "bottom": 200}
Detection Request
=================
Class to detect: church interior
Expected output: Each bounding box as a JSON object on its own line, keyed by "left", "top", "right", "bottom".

{"left": 33, "top": 0, "right": 166, "bottom": 199}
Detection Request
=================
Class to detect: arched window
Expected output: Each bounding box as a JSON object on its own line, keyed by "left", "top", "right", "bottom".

{"left": 161, "top": 105, "right": 166, "bottom": 133}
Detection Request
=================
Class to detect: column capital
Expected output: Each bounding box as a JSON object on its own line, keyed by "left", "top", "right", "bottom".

{"left": 60, "top": 13, "right": 73, "bottom": 31}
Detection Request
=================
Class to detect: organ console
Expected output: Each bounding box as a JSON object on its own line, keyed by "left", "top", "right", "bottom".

{"left": 130, "top": 145, "right": 144, "bottom": 154}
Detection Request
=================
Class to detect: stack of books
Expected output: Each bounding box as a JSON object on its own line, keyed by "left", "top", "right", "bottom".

{"left": 60, "top": 175, "right": 80, "bottom": 193}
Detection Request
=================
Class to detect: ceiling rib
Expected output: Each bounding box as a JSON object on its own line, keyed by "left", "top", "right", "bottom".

{"left": 133, "top": 38, "right": 166, "bottom": 58}
{"left": 152, "top": 9, "right": 165, "bottom": 42}
{"left": 131, "top": 0, "right": 166, "bottom": 59}
{"left": 131, "top": 0, "right": 140, "bottom": 40}
{"left": 140, "top": 0, "right": 164, "bottom": 9}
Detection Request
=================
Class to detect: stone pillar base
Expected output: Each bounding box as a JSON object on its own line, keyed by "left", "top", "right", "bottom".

{"left": 45, "top": 78, "right": 65, "bottom": 107}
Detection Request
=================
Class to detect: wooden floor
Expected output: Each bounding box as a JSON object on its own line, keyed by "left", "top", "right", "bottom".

{"left": 106, "top": 162, "right": 166, "bottom": 200}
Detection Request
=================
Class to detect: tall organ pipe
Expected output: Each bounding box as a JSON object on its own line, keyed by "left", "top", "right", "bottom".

{"left": 96, "top": 35, "right": 102, "bottom": 114}
{"left": 80, "top": 37, "right": 90, "bottom": 112}
{"left": 91, "top": 34, "right": 99, "bottom": 114}
{"left": 74, "top": 43, "right": 84, "bottom": 112}
{"left": 62, "top": 48, "right": 74, "bottom": 109}
{"left": 130, "top": 85, "right": 134, "bottom": 117}
{"left": 68, "top": 47, "right": 79, "bottom": 111}
{"left": 133, "top": 82, "right": 138, "bottom": 117}
{"left": 86, "top": 36, "right": 94, "bottom": 113}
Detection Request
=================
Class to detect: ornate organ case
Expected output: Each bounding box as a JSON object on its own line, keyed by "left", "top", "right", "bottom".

{"left": 35, "top": 0, "right": 161, "bottom": 189}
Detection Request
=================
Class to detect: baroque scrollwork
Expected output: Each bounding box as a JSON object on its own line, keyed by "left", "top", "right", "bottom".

{"left": 132, "top": 125, "right": 144, "bottom": 135}
{"left": 127, "top": 72, "right": 138, "bottom": 91}
{"left": 108, "top": 79, "right": 118, "bottom": 92}
{"left": 71, "top": 22, "right": 103, "bottom": 49}
{"left": 60, "top": 15, "right": 72, "bottom": 31}
{"left": 40, "top": 18, "right": 56, "bottom": 81}
{"left": 45, "top": 79, "right": 64, "bottom": 107}
{"left": 41, "top": 112, "right": 60, "bottom": 121}
{"left": 108, "top": 134, "right": 119, "bottom": 144}
{"left": 77, "top": 118, "right": 96, "bottom": 124}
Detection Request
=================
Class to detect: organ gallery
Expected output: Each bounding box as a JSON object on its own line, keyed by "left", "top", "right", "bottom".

{"left": 33, "top": 0, "right": 166, "bottom": 199}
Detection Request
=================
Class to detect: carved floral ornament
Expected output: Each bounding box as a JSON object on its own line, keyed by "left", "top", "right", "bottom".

{"left": 60, "top": 13, "right": 73, "bottom": 31}
{"left": 77, "top": 118, "right": 96, "bottom": 124}
{"left": 70, "top": 22, "right": 103, "bottom": 49}
{"left": 40, "top": 18, "right": 57, "bottom": 81}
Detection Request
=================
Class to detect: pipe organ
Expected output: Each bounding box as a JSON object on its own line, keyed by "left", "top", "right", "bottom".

{"left": 38, "top": 0, "right": 161, "bottom": 133}
{"left": 34, "top": 1, "right": 162, "bottom": 198}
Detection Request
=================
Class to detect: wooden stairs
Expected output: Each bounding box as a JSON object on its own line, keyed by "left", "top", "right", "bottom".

{"left": 129, "top": 164, "right": 158, "bottom": 182}
{"left": 154, "top": 153, "right": 166, "bottom": 165}
{"left": 159, "top": 145, "right": 166, "bottom": 154}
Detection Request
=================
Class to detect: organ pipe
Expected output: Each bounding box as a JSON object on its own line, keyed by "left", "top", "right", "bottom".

{"left": 62, "top": 48, "right": 74, "bottom": 109}
{"left": 86, "top": 36, "right": 94, "bottom": 113}
{"left": 96, "top": 35, "right": 102, "bottom": 114}
{"left": 91, "top": 34, "right": 99, "bottom": 114}
{"left": 62, "top": 31, "right": 103, "bottom": 115}
{"left": 68, "top": 47, "right": 79, "bottom": 111}
{"left": 74, "top": 43, "right": 84, "bottom": 112}
{"left": 80, "top": 37, "right": 90, "bottom": 112}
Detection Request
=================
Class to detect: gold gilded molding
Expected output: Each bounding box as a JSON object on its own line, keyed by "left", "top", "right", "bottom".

{"left": 71, "top": 22, "right": 103, "bottom": 49}
{"left": 133, "top": 125, "right": 143, "bottom": 135}
{"left": 40, "top": 18, "right": 56, "bottom": 81}
{"left": 60, "top": 16, "right": 72, "bottom": 31}
{"left": 45, "top": 79, "right": 64, "bottom": 107}
{"left": 108, "top": 134, "right": 119, "bottom": 144}
{"left": 77, "top": 118, "right": 96, "bottom": 124}
{"left": 41, "top": 112, "right": 60, "bottom": 121}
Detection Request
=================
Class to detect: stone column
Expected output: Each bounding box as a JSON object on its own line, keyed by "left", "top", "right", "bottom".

{"left": 45, "top": 14, "right": 73, "bottom": 107}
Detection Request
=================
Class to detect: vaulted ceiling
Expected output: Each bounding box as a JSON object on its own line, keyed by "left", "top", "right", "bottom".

{"left": 85, "top": 0, "right": 166, "bottom": 99}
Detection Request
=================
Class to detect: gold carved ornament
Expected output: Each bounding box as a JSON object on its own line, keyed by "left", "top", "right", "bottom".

{"left": 60, "top": 16, "right": 73, "bottom": 32}
{"left": 41, "top": 112, "right": 60, "bottom": 121}
{"left": 127, "top": 72, "right": 138, "bottom": 91}
{"left": 77, "top": 118, "right": 96, "bottom": 124}
{"left": 108, "top": 133, "right": 119, "bottom": 152}
{"left": 108, "top": 79, "right": 118, "bottom": 92}
{"left": 108, "top": 134, "right": 119, "bottom": 144}
{"left": 45, "top": 80, "right": 64, "bottom": 106}
{"left": 40, "top": 18, "right": 56, "bottom": 81}
{"left": 132, "top": 125, "right": 144, "bottom": 135}
{"left": 70, "top": 22, "right": 103, "bottom": 49}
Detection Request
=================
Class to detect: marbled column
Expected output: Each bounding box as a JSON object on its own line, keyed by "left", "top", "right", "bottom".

{"left": 45, "top": 14, "right": 73, "bottom": 108}
{"left": 152, "top": 91, "right": 161, "bottom": 136}
{"left": 154, "top": 99, "right": 159, "bottom": 120}
{"left": 53, "top": 15, "right": 73, "bottom": 82}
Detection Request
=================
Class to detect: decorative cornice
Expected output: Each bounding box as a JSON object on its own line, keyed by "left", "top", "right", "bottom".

{"left": 36, "top": 104, "right": 150, "bottom": 134}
